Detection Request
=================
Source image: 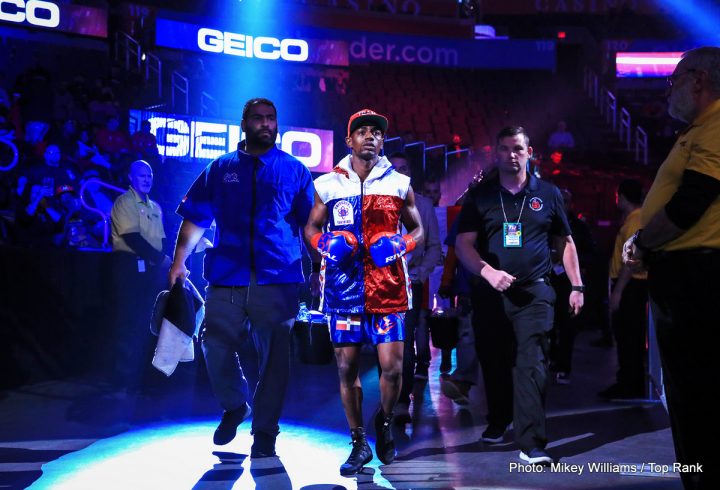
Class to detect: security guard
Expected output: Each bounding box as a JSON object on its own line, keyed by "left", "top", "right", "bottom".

{"left": 455, "top": 126, "right": 584, "bottom": 465}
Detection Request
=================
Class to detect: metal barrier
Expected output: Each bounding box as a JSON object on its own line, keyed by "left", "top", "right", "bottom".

{"left": 635, "top": 127, "right": 648, "bottom": 166}
{"left": 0, "top": 132, "right": 19, "bottom": 172}
{"left": 404, "top": 141, "right": 427, "bottom": 173}
{"left": 605, "top": 90, "right": 617, "bottom": 131}
{"left": 171, "top": 71, "right": 189, "bottom": 114}
{"left": 424, "top": 144, "right": 447, "bottom": 173}
{"left": 145, "top": 52, "right": 163, "bottom": 99}
{"left": 79, "top": 179, "right": 126, "bottom": 248}
{"left": 619, "top": 108, "right": 632, "bottom": 149}
{"left": 584, "top": 66, "right": 650, "bottom": 165}
{"left": 115, "top": 32, "right": 141, "bottom": 73}
{"left": 201, "top": 91, "right": 219, "bottom": 116}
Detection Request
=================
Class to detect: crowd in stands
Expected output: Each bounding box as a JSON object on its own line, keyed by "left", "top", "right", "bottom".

{"left": 0, "top": 64, "right": 157, "bottom": 248}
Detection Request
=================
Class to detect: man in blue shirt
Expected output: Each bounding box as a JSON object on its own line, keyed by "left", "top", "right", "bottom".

{"left": 169, "top": 98, "right": 315, "bottom": 457}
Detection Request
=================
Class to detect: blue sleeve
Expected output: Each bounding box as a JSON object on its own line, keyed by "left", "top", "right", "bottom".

{"left": 293, "top": 163, "right": 315, "bottom": 227}
{"left": 177, "top": 162, "right": 215, "bottom": 228}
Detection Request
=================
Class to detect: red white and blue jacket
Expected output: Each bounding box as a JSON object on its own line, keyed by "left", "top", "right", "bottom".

{"left": 315, "top": 155, "right": 412, "bottom": 314}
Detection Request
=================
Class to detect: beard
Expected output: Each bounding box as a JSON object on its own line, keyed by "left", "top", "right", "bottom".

{"left": 668, "top": 85, "right": 695, "bottom": 123}
{"left": 246, "top": 127, "right": 278, "bottom": 149}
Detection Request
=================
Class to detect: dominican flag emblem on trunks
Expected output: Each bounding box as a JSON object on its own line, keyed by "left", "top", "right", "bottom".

{"left": 336, "top": 315, "right": 362, "bottom": 331}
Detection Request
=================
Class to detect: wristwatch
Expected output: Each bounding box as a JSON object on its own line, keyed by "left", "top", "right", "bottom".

{"left": 571, "top": 285, "right": 585, "bottom": 293}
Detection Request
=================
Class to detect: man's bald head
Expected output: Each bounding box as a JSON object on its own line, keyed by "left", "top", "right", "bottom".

{"left": 129, "top": 160, "right": 153, "bottom": 197}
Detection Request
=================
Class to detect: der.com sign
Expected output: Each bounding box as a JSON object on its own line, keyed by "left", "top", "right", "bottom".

{"left": 130, "top": 110, "right": 334, "bottom": 173}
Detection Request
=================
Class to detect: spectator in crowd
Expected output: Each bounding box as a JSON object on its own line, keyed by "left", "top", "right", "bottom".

{"left": 547, "top": 121, "right": 576, "bottom": 150}
{"left": 388, "top": 151, "right": 442, "bottom": 423}
{"left": 600, "top": 179, "right": 647, "bottom": 399}
{"left": 623, "top": 45, "right": 720, "bottom": 490}
{"left": 131, "top": 120, "right": 159, "bottom": 162}
{"left": 421, "top": 176, "right": 442, "bottom": 207}
{"left": 549, "top": 189, "right": 596, "bottom": 385}
{"left": 110, "top": 159, "right": 169, "bottom": 397}
{"left": 95, "top": 116, "right": 131, "bottom": 160}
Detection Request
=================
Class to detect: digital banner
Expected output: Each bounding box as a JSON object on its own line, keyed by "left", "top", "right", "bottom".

{"left": 129, "top": 109, "right": 335, "bottom": 173}
{"left": 155, "top": 17, "right": 556, "bottom": 70}
{"left": 0, "top": 1, "right": 107, "bottom": 38}
{"left": 155, "top": 18, "right": 349, "bottom": 66}
{"left": 616, "top": 52, "right": 683, "bottom": 78}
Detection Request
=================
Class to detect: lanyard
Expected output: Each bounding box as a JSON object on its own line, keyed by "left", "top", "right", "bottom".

{"left": 499, "top": 191, "right": 527, "bottom": 224}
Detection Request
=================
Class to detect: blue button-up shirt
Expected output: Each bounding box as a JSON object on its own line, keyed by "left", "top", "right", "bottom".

{"left": 177, "top": 144, "right": 315, "bottom": 286}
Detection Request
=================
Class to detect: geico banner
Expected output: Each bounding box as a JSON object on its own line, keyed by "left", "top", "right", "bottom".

{"left": 156, "top": 18, "right": 348, "bottom": 66}
{"left": 129, "top": 110, "right": 334, "bottom": 173}
{"left": 0, "top": 0, "right": 107, "bottom": 37}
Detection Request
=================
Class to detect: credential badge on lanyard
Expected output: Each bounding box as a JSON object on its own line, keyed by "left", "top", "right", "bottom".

{"left": 500, "top": 192, "right": 526, "bottom": 248}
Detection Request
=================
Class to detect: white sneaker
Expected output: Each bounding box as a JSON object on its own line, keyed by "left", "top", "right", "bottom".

{"left": 519, "top": 448, "right": 553, "bottom": 465}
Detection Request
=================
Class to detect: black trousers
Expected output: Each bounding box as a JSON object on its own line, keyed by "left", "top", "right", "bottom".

{"left": 648, "top": 250, "right": 717, "bottom": 490}
{"left": 111, "top": 252, "right": 166, "bottom": 391}
{"left": 611, "top": 278, "right": 648, "bottom": 393}
{"left": 472, "top": 281, "right": 555, "bottom": 451}
{"left": 550, "top": 272, "right": 577, "bottom": 374}
{"left": 202, "top": 281, "right": 298, "bottom": 437}
{"left": 398, "top": 281, "right": 424, "bottom": 405}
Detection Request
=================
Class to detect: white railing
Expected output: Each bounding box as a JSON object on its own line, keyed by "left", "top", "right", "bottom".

{"left": 605, "top": 90, "right": 617, "bottom": 131}
{"left": 635, "top": 127, "right": 648, "bottom": 166}
{"left": 79, "top": 179, "right": 126, "bottom": 248}
{"left": 115, "top": 32, "right": 142, "bottom": 73}
{"left": 201, "top": 91, "right": 219, "bottom": 116}
{"left": 584, "top": 67, "right": 649, "bottom": 165}
{"left": 0, "top": 131, "right": 19, "bottom": 172}
{"left": 171, "top": 71, "right": 189, "bottom": 114}
{"left": 145, "top": 52, "right": 162, "bottom": 99}
{"left": 619, "top": 108, "right": 632, "bottom": 149}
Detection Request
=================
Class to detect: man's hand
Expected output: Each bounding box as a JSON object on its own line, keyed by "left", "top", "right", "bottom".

{"left": 168, "top": 260, "right": 189, "bottom": 286}
{"left": 569, "top": 291, "right": 584, "bottom": 316}
{"left": 622, "top": 235, "right": 646, "bottom": 272}
{"left": 481, "top": 266, "right": 516, "bottom": 292}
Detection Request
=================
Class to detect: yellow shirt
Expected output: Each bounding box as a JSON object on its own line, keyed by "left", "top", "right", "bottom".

{"left": 641, "top": 98, "right": 720, "bottom": 250}
{"left": 610, "top": 208, "right": 647, "bottom": 280}
{"left": 111, "top": 186, "right": 165, "bottom": 254}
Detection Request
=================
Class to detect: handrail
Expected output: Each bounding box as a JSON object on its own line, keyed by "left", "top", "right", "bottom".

{"left": 619, "top": 108, "right": 631, "bottom": 149}
{"left": 171, "top": 71, "right": 189, "bottom": 114}
{"left": 404, "top": 141, "right": 426, "bottom": 173}
{"left": 115, "top": 32, "right": 141, "bottom": 72}
{"left": 635, "top": 127, "right": 648, "bottom": 166}
{"left": 605, "top": 90, "right": 617, "bottom": 131}
{"left": 200, "top": 91, "right": 219, "bottom": 116}
{"left": 424, "top": 144, "right": 447, "bottom": 173}
{"left": 79, "top": 179, "right": 125, "bottom": 248}
{"left": 0, "top": 133, "right": 19, "bottom": 172}
{"left": 145, "top": 52, "right": 163, "bottom": 99}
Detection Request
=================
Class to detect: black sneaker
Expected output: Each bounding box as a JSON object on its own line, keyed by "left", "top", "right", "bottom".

{"left": 374, "top": 409, "right": 396, "bottom": 464}
{"left": 439, "top": 351, "right": 452, "bottom": 374}
{"left": 213, "top": 403, "right": 252, "bottom": 445}
{"left": 340, "top": 427, "right": 373, "bottom": 475}
{"left": 440, "top": 378, "right": 470, "bottom": 405}
{"left": 519, "top": 448, "right": 553, "bottom": 465}
{"left": 250, "top": 431, "right": 276, "bottom": 458}
{"left": 480, "top": 424, "right": 507, "bottom": 444}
